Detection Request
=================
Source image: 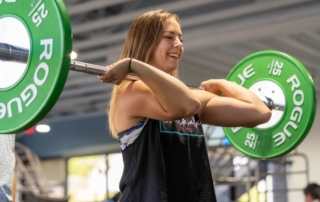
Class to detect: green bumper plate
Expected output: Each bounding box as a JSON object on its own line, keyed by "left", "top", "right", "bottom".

{"left": 0, "top": 0, "right": 72, "bottom": 134}
{"left": 224, "top": 50, "right": 317, "bottom": 159}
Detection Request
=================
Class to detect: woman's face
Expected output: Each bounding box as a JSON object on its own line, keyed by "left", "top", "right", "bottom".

{"left": 149, "top": 17, "right": 184, "bottom": 74}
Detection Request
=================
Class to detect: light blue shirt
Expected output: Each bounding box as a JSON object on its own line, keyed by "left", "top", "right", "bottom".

{"left": 0, "top": 135, "right": 15, "bottom": 202}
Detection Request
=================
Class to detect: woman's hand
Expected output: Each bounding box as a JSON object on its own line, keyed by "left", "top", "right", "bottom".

{"left": 97, "top": 58, "right": 130, "bottom": 85}
{"left": 200, "top": 79, "right": 224, "bottom": 95}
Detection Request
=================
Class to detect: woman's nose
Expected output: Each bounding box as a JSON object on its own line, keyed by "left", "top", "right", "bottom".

{"left": 174, "top": 37, "right": 183, "bottom": 48}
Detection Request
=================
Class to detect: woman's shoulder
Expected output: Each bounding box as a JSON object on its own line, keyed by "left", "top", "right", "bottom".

{"left": 114, "top": 81, "right": 152, "bottom": 133}
{"left": 119, "top": 80, "right": 151, "bottom": 94}
{"left": 117, "top": 80, "right": 155, "bottom": 105}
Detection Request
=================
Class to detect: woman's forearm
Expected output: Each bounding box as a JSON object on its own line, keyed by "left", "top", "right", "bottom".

{"left": 201, "top": 79, "right": 271, "bottom": 116}
{"left": 131, "top": 59, "right": 200, "bottom": 117}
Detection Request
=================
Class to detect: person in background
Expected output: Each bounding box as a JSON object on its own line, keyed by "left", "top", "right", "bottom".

{"left": 98, "top": 9, "right": 271, "bottom": 202}
{"left": 304, "top": 183, "right": 320, "bottom": 202}
{"left": 0, "top": 135, "right": 16, "bottom": 202}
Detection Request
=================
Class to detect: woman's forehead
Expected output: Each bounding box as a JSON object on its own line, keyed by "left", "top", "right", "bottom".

{"left": 163, "top": 18, "right": 182, "bottom": 34}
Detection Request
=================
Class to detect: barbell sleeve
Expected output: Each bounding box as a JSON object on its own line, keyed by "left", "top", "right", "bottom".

{"left": 0, "top": 42, "right": 29, "bottom": 64}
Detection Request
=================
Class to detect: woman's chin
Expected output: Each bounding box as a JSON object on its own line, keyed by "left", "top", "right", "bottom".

{"left": 166, "top": 65, "right": 179, "bottom": 73}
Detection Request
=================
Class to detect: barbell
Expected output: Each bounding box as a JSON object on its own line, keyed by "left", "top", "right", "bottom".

{"left": 0, "top": 0, "right": 316, "bottom": 159}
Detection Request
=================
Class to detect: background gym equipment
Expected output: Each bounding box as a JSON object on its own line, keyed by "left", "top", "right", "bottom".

{"left": 0, "top": 0, "right": 316, "bottom": 159}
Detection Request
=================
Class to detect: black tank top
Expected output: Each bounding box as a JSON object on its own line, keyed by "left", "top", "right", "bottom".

{"left": 118, "top": 115, "right": 217, "bottom": 202}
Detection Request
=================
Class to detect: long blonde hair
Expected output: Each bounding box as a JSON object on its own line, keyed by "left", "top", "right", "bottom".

{"left": 108, "top": 10, "right": 180, "bottom": 138}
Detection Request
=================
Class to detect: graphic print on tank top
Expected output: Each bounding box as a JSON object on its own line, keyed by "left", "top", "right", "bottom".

{"left": 160, "top": 115, "right": 204, "bottom": 137}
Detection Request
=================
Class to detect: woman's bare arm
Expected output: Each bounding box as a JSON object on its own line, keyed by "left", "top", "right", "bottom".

{"left": 98, "top": 58, "right": 201, "bottom": 132}
{"left": 194, "top": 79, "right": 271, "bottom": 127}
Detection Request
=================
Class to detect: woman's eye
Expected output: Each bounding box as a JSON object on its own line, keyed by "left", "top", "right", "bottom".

{"left": 164, "top": 36, "right": 183, "bottom": 43}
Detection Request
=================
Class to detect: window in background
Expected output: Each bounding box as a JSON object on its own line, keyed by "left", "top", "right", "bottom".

{"left": 67, "top": 153, "right": 124, "bottom": 202}
{"left": 203, "top": 125, "right": 231, "bottom": 146}
{"left": 67, "top": 155, "right": 107, "bottom": 202}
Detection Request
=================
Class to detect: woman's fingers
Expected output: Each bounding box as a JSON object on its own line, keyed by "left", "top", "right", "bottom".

{"left": 97, "top": 70, "right": 123, "bottom": 84}
{"left": 97, "top": 70, "right": 113, "bottom": 82}
{"left": 96, "top": 58, "right": 130, "bottom": 84}
{"left": 107, "top": 63, "right": 115, "bottom": 69}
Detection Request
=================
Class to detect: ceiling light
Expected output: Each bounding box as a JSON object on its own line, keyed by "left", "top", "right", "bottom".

{"left": 71, "top": 51, "right": 77, "bottom": 60}
{"left": 36, "top": 124, "right": 50, "bottom": 133}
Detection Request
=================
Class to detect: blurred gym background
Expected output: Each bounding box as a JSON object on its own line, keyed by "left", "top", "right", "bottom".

{"left": 12, "top": 0, "right": 320, "bottom": 201}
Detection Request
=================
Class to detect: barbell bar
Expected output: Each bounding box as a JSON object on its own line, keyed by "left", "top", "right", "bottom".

{"left": 0, "top": 0, "right": 316, "bottom": 159}
{"left": 0, "top": 42, "right": 138, "bottom": 80}
{"left": 0, "top": 42, "right": 284, "bottom": 111}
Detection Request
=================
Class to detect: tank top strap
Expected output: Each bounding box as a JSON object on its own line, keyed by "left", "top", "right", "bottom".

{"left": 118, "top": 118, "right": 149, "bottom": 150}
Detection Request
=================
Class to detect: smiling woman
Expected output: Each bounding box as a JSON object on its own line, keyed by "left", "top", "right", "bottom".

{"left": 97, "top": 9, "right": 271, "bottom": 202}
